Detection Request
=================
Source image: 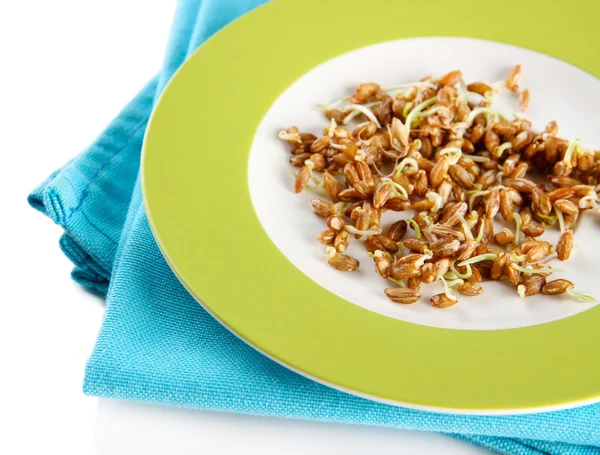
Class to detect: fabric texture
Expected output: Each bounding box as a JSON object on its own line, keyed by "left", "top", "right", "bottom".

{"left": 29, "top": 1, "right": 600, "bottom": 453}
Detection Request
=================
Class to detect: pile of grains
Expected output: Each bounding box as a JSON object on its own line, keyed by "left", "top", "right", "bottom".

{"left": 278, "top": 66, "right": 597, "bottom": 308}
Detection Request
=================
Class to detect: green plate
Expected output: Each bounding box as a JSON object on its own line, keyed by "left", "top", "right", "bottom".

{"left": 142, "top": 0, "right": 600, "bottom": 413}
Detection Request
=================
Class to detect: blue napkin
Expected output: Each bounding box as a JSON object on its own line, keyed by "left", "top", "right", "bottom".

{"left": 29, "top": 1, "right": 600, "bottom": 453}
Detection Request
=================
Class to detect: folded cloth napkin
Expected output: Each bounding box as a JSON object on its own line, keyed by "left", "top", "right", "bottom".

{"left": 29, "top": 1, "right": 600, "bottom": 453}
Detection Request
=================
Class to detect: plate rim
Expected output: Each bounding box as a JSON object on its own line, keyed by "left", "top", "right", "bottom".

{"left": 142, "top": 0, "right": 600, "bottom": 414}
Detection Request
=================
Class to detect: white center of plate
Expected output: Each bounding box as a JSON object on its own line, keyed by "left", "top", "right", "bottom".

{"left": 248, "top": 37, "right": 600, "bottom": 330}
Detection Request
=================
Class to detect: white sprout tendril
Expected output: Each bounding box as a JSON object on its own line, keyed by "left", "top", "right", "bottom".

{"left": 555, "top": 207, "right": 565, "bottom": 234}
{"left": 444, "top": 272, "right": 459, "bottom": 281}
{"left": 371, "top": 153, "right": 402, "bottom": 178}
{"left": 308, "top": 179, "right": 322, "bottom": 190}
{"left": 344, "top": 225, "right": 382, "bottom": 236}
{"left": 330, "top": 143, "right": 347, "bottom": 150}
{"left": 333, "top": 202, "right": 347, "bottom": 216}
{"left": 413, "top": 252, "right": 433, "bottom": 268}
{"left": 465, "top": 107, "right": 500, "bottom": 127}
{"left": 493, "top": 142, "right": 513, "bottom": 159}
{"left": 517, "top": 285, "right": 526, "bottom": 298}
{"left": 303, "top": 160, "right": 322, "bottom": 187}
{"left": 343, "top": 102, "right": 382, "bottom": 126}
{"left": 579, "top": 193, "right": 599, "bottom": 210}
{"left": 511, "top": 253, "right": 525, "bottom": 262}
{"left": 457, "top": 213, "right": 474, "bottom": 241}
{"left": 393, "top": 157, "right": 420, "bottom": 177}
{"left": 495, "top": 171, "right": 505, "bottom": 185}
{"left": 381, "top": 178, "right": 409, "bottom": 199}
{"left": 439, "top": 276, "right": 462, "bottom": 300}
{"left": 467, "top": 186, "right": 506, "bottom": 212}
{"left": 422, "top": 230, "right": 437, "bottom": 244}
{"left": 573, "top": 143, "right": 588, "bottom": 158}
{"left": 278, "top": 130, "right": 301, "bottom": 143}
{"left": 456, "top": 91, "right": 487, "bottom": 105}
{"left": 476, "top": 218, "right": 486, "bottom": 244}
{"left": 468, "top": 155, "right": 491, "bottom": 163}
{"left": 318, "top": 82, "right": 435, "bottom": 111}
{"left": 325, "top": 247, "right": 337, "bottom": 259}
{"left": 428, "top": 192, "right": 444, "bottom": 213}
{"left": 510, "top": 212, "right": 522, "bottom": 248}
{"left": 510, "top": 263, "right": 556, "bottom": 275}
{"left": 423, "top": 213, "right": 433, "bottom": 227}
{"left": 421, "top": 215, "right": 436, "bottom": 243}
{"left": 396, "top": 244, "right": 405, "bottom": 258}
{"left": 438, "top": 147, "right": 462, "bottom": 165}
{"left": 567, "top": 289, "right": 597, "bottom": 303}
{"left": 354, "top": 149, "right": 367, "bottom": 162}
{"left": 468, "top": 189, "right": 489, "bottom": 212}
{"left": 402, "top": 101, "right": 413, "bottom": 118}
{"left": 405, "top": 97, "right": 439, "bottom": 133}
{"left": 317, "top": 95, "right": 352, "bottom": 111}
{"left": 388, "top": 278, "right": 406, "bottom": 287}
{"left": 459, "top": 253, "right": 499, "bottom": 267}
{"left": 406, "top": 218, "right": 422, "bottom": 240}
{"left": 492, "top": 80, "right": 506, "bottom": 91}
{"left": 385, "top": 81, "right": 437, "bottom": 93}
{"left": 291, "top": 166, "right": 321, "bottom": 190}
{"left": 327, "top": 117, "right": 337, "bottom": 137}
{"left": 418, "top": 105, "right": 443, "bottom": 119}
{"left": 498, "top": 112, "right": 515, "bottom": 122}
{"left": 450, "top": 261, "right": 473, "bottom": 279}
{"left": 536, "top": 213, "right": 557, "bottom": 227}
{"left": 562, "top": 138, "right": 581, "bottom": 164}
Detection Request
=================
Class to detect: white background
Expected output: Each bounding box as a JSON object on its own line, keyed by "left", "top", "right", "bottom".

{"left": 0, "top": 1, "right": 490, "bottom": 454}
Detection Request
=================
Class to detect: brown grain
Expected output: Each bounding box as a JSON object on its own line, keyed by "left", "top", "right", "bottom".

{"left": 326, "top": 248, "right": 359, "bottom": 271}
{"left": 506, "top": 64, "right": 521, "bottom": 92}
{"left": 430, "top": 293, "right": 458, "bottom": 308}
{"left": 310, "top": 199, "right": 335, "bottom": 218}
{"left": 457, "top": 282, "right": 484, "bottom": 296}
{"left": 387, "top": 220, "right": 408, "bottom": 242}
{"left": 384, "top": 287, "right": 421, "bottom": 304}
{"left": 557, "top": 229, "right": 573, "bottom": 261}
{"left": 542, "top": 279, "right": 574, "bottom": 295}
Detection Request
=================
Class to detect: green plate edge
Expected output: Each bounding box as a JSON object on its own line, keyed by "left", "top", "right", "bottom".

{"left": 142, "top": 0, "right": 600, "bottom": 412}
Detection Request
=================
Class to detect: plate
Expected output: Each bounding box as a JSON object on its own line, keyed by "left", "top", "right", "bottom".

{"left": 142, "top": 0, "right": 600, "bottom": 414}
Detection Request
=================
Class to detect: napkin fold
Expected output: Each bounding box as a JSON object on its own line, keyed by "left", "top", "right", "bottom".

{"left": 29, "top": 1, "right": 600, "bottom": 453}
